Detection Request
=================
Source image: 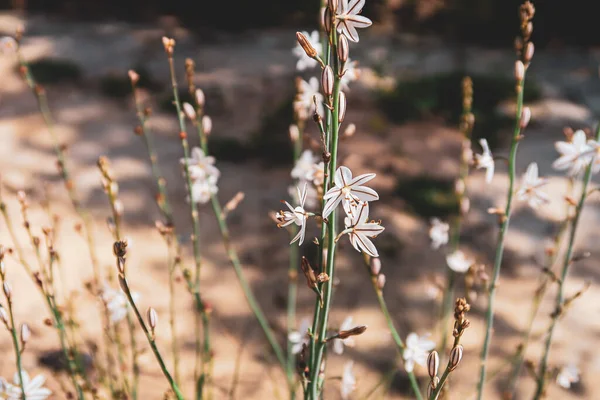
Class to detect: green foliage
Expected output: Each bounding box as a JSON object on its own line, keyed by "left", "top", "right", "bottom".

{"left": 377, "top": 72, "right": 541, "bottom": 149}
{"left": 395, "top": 176, "right": 459, "bottom": 218}
{"left": 99, "top": 66, "right": 162, "bottom": 99}
{"left": 26, "top": 58, "right": 82, "bottom": 85}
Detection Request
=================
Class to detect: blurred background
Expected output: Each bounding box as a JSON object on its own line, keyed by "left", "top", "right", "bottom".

{"left": 0, "top": 0, "right": 599, "bottom": 399}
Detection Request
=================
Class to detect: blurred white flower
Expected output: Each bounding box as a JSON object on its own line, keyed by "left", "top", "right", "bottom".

{"left": 333, "top": 316, "right": 355, "bottom": 355}
{"left": 184, "top": 147, "right": 220, "bottom": 180}
{"left": 288, "top": 183, "right": 318, "bottom": 210}
{"left": 342, "top": 201, "right": 384, "bottom": 257}
{"left": 293, "top": 30, "right": 322, "bottom": 71}
{"left": 340, "top": 361, "right": 356, "bottom": 400}
{"left": 556, "top": 364, "right": 579, "bottom": 389}
{"left": 295, "top": 77, "right": 325, "bottom": 119}
{"left": 323, "top": 166, "right": 378, "bottom": 218}
{"left": 516, "top": 162, "right": 549, "bottom": 209}
{"left": 0, "top": 37, "right": 18, "bottom": 54}
{"left": 553, "top": 130, "right": 593, "bottom": 176}
{"left": 335, "top": 0, "right": 373, "bottom": 43}
{"left": 429, "top": 218, "right": 449, "bottom": 249}
{"left": 403, "top": 333, "right": 436, "bottom": 373}
{"left": 190, "top": 175, "right": 218, "bottom": 204}
{"left": 475, "top": 139, "right": 494, "bottom": 183}
{"left": 277, "top": 184, "right": 310, "bottom": 245}
{"left": 288, "top": 317, "right": 311, "bottom": 355}
{"left": 340, "top": 59, "right": 360, "bottom": 91}
{"left": 308, "top": 162, "right": 325, "bottom": 187}
{"left": 446, "top": 250, "right": 473, "bottom": 273}
{"left": 5, "top": 371, "right": 52, "bottom": 400}
{"left": 291, "top": 150, "right": 319, "bottom": 181}
{"left": 101, "top": 283, "right": 140, "bottom": 324}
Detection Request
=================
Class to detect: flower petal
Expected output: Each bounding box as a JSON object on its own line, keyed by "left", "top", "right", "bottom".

{"left": 351, "top": 185, "right": 379, "bottom": 202}
{"left": 335, "top": 166, "right": 353, "bottom": 187}
{"left": 354, "top": 233, "right": 379, "bottom": 257}
{"left": 322, "top": 192, "right": 344, "bottom": 219}
{"left": 345, "top": 14, "right": 372, "bottom": 28}
{"left": 349, "top": 172, "right": 376, "bottom": 187}
{"left": 355, "top": 222, "right": 385, "bottom": 237}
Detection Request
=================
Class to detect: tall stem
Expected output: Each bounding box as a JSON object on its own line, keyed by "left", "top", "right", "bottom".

{"left": 533, "top": 125, "right": 599, "bottom": 399}
{"left": 476, "top": 74, "right": 526, "bottom": 400}
{"left": 3, "top": 286, "right": 27, "bottom": 399}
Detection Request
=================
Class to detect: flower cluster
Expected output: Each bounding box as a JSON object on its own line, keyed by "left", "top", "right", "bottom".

{"left": 101, "top": 282, "right": 140, "bottom": 324}
{"left": 180, "top": 147, "right": 220, "bottom": 204}
{"left": 0, "top": 371, "right": 51, "bottom": 399}
{"left": 553, "top": 129, "right": 600, "bottom": 175}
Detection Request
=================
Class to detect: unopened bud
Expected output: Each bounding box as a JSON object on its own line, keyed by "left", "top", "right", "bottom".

{"left": 449, "top": 345, "right": 464, "bottom": 371}
{"left": 343, "top": 123, "right": 356, "bottom": 138}
{"left": 322, "top": 66, "right": 334, "bottom": 97}
{"left": 520, "top": 107, "right": 531, "bottom": 129}
{"left": 376, "top": 273, "right": 386, "bottom": 290}
{"left": 460, "top": 197, "right": 470, "bottom": 215}
{"left": 162, "top": 37, "right": 175, "bottom": 55}
{"left": 338, "top": 91, "right": 347, "bottom": 123}
{"left": 128, "top": 70, "right": 139, "bottom": 85}
{"left": 113, "top": 199, "right": 124, "bottom": 217}
{"left": 322, "top": 7, "right": 332, "bottom": 34}
{"left": 183, "top": 103, "right": 197, "bottom": 121}
{"left": 338, "top": 34, "right": 349, "bottom": 63}
{"left": 328, "top": 0, "right": 338, "bottom": 13}
{"left": 296, "top": 32, "right": 318, "bottom": 59}
{"left": 515, "top": 61, "right": 525, "bottom": 82}
{"left": 3, "top": 282, "right": 11, "bottom": 300}
{"left": 147, "top": 307, "right": 158, "bottom": 331}
{"left": 370, "top": 257, "right": 381, "bottom": 276}
{"left": 202, "top": 115, "right": 212, "bottom": 136}
{"left": 223, "top": 192, "right": 245, "bottom": 215}
{"left": 427, "top": 351, "right": 440, "bottom": 379}
{"left": 337, "top": 325, "right": 367, "bottom": 340}
{"left": 289, "top": 124, "right": 300, "bottom": 143}
{"left": 301, "top": 257, "right": 318, "bottom": 289}
{"left": 195, "top": 89, "right": 205, "bottom": 108}
{"left": 20, "top": 323, "right": 31, "bottom": 346}
{"left": 0, "top": 305, "right": 8, "bottom": 324}
{"left": 524, "top": 42, "right": 534, "bottom": 63}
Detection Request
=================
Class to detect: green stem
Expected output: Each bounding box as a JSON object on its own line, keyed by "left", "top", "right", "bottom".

{"left": 533, "top": 125, "right": 599, "bottom": 399}
{"left": 476, "top": 74, "right": 526, "bottom": 400}
{"left": 119, "top": 276, "right": 185, "bottom": 400}
{"left": 4, "top": 292, "right": 27, "bottom": 400}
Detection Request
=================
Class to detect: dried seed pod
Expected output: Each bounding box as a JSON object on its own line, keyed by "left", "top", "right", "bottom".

{"left": 20, "top": 323, "right": 31, "bottom": 346}
{"left": 301, "top": 257, "right": 318, "bottom": 289}
{"left": 322, "top": 66, "right": 334, "bottom": 97}
{"left": 202, "top": 115, "right": 213, "bottom": 136}
{"left": 147, "top": 307, "right": 158, "bottom": 331}
{"left": 296, "top": 32, "right": 318, "bottom": 59}
{"left": 337, "top": 325, "right": 367, "bottom": 340}
{"left": 338, "top": 91, "right": 347, "bottom": 123}
{"left": 427, "top": 351, "right": 440, "bottom": 379}
{"left": 183, "top": 102, "right": 197, "bottom": 121}
{"left": 449, "top": 345, "right": 464, "bottom": 371}
{"left": 370, "top": 257, "right": 381, "bottom": 276}
{"left": 520, "top": 107, "right": 531, "bottom": 129}
{"left": 338, "top": 34, "right": 349, "bottom": 63}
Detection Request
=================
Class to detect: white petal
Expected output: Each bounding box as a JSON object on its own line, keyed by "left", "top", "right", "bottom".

{"left": 354, "top": 233, "right": 379, "bottom": 257}
{"left": 333, "top": 338, "right": 344, "bottom": 355}
{"left": 355, "top": 223, "right": 385, "bottom": 238}
{"left": 349, "top": 172, "right": 376, "bottom": 187}
{"left": 335, "top": 166, "right": 353, "bottom": 187}
{"left": 352, "top": 185, "right": 379, "bottom": 202}
{"left": 322, "top": 192, "right": 344, "bottom": 219}
{"left": 346, "top": 14, "right": 372, "bottom": 28}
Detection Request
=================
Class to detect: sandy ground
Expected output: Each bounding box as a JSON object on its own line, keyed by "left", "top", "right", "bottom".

{"left": 1, "top": 12, "right": 599, "bottom": 400}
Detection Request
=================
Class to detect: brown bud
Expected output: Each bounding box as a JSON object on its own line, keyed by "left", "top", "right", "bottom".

{"left": 322, "top": 66, "right": 334, "bottom": 97}
{"left": 337, "top": 34, "right": 349, "bottom": 63}
{"left": 128, "top": 70, "right": 139, "bottom": 85}
{"left": 449, "top": 345, "right": 464, "bottom": 371}
{"left": 338, "top": 91, "right": 347, "bottom": 123}
{"left": 515, "top": 60, "right": 525, "bottom": 82}
{"left": 520, "top": 107, "right": 531, "bottom": 129}
{"left": 113, "top": 240, "right": 128, "bottom": 258}
{"left": 370, "top": 257, "right": 381, "bottom": 276}
{"left": 147, "top": 307, "right": 158, "bottom": 331}
{"left": 316, "top": 273, "right": 329, "bottom": 283}
{"left": 179, "top": 131, "right": 187, "bottom": 140}
{"left": 337, "top": 325, "right": 367, "bottom": 340}
{"left": 301, "top": 257, "right": 318, "bottom": 289}
{"left": 296, "top": 32, "right": 318, "bottom": 59}
{"left": 427, "top": 351, "right": 440, "bottom": 379}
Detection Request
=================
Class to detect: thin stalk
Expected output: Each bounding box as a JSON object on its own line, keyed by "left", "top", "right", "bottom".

{"left": 476, "top": 72, "right": 526, "bottom": 400}
{"left": 430, "top": 334, "right": 464, "bottom": 399}
{"left": 119, "top": 276, "right": 185, "bottom": 400}
{"left": 3, "top": 285, "right": 27, "bottom": 399}
{"left": 533, "top": 125, "right": 599, "bottom": 399}
{"left": 168, "top": 243, "right": 181, "bottom": 386}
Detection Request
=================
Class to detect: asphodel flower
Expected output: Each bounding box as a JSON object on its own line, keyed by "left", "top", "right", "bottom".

{"left": 277, "top": 184, "right": 311, "bottom": 245}
{"left": 335, "top": 0, "right": 373, "bottom": 43}
{"left": 322, "top": 166, "right": 378, "bottom": 218}
{"left": 339, "top": 201, "right": 384, "bottom": 257}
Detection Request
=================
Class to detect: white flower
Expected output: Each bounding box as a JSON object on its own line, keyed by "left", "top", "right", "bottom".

{"left": 293, "top": 30, "right": 322, "bottom": 71}
{"left": 475, "top": 139, "right": 494, "bottom": 183}
{"left": 308, "top": 162, "right": 325, "bottom": 187}
{"left": 294, "top": 77, "right": 325, "bottom": 119}
{"left": 553, "top": 130, "right": 593, "bottom": 176}
{"left": 340, "top": 361, "right": 356, "bottom": 400}
{"left": 446, "top": 250, "right": 473, "bottom": 273}
{"left": 403, "top": 333, "right": 436, "bottom": 373}
{"left": 429, "top": 218, "right": 449, "bottom": 249}
{"left": 101, "top": 283, "right": 140, "bottom": 324}
{"left": 291, "top": 150, "right": 319, "bottom": 181}
{"left": 556, "top": 364, "right": 579, "bottom": 389}
{"left": 5, "top": 371, "right": 52, "bottom": 400}
{"left": 333, "top": 316, "right": 356, "bottom": 355}
{"left": 322, "top": 166, "right": 379, "bottom": 218}
{"left": 288, "top": 317, "right": 311, "bottom": 355}
{"left": 190, "top": 175, "right": 218, "bottom": 204}
{"left": 183, "top": 147, "right": 220, "bottom": 180}
{"left": 342, "top": 201, "right": 384, "bottom": 257}
{"left": 340, "top": 59, "right": 360, "bottom": 91}
{"left": 516, "top": 162, "right": 549, "bottom": 209}
{"left": 335, "top": 0, "right": 373, "bottom": 43}
{"left": 277, "top": 184, "right": 310, "bottom": 245}
{"left": 0, "top": 37, "right": 18, "bottom": 54}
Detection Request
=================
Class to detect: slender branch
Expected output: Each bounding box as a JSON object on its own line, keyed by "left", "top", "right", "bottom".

{"left": 1, "top": 273, "right": 27, "bottom": 400}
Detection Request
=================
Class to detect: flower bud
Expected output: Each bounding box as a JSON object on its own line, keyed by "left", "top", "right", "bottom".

{"left": 202, "top": 115, "right": 212, "bottom": 136}
{"left": 301, "top": 257, "right": 318, "bottom": 289}
{"left": 376, "top": 273, "right": 386, "bottom": 290}
{"left": 520, "top": 107, "right": 531, "bottom": 129}
{"left": 338, "top": 91, "right": 347, "bottom": 123}
{"left": 3, "top": 282, "right": 11, "bottom": 300}
{"left": 337, "top": 325, "right": 367, "bottom": 339}
{"left": 427, "top": 351, "right": 440, "bottom": 378}
{"left": 449, "top": 345, "right": 464, "bottom": 371}
{"left": 183, "top": 102, "right": 197, "bottom": 121}
{"left": 162, "top": 36, "right": 175, "bottom": 56}
{"left": 0, "top": 305, "right": 8, "bottom": 325}
{"left": 370, "top": 257, "right": 381, "bottom": 276}
{"left": 322, "top": 66, "right": 334, "bottom": 97}
{"left": 328, "top": 0, "right": 338, "bottom": 13}
{"left": 147, "top": 307, "right": 158, "bottom": 331}
{"left": 515, "top": 60, "right": 525, "bottom": 82}
{"left": 289, "top": 124, "right": 300, "bottom": 143}
{"left": 343, "top": 123, "right": 356, "bottom": 138}
{"left": 195, "top": 89, "right": 205, "bottom": 108}
{"left": 114, "top": 199, "right": 124, "bottom": 217}
{"left": 337, "top": 34, "right": 349, "bottom": 63}
{"left": 20, "top": 323, "right": 31, "bottom": 346}
{"left": 296, "top": 32, "right": 318, "bottom": 59}
{"left": 322, "top": 7, "right": 332, "bottom": 34}
{"left": 223, "top": 192, "right": 245, "bottom": 215}
{"left": 128, "top": 70, "right": 139, "bottom": 85}
{"left": 524, "top": 42, "right": 534, "bottom": 63}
